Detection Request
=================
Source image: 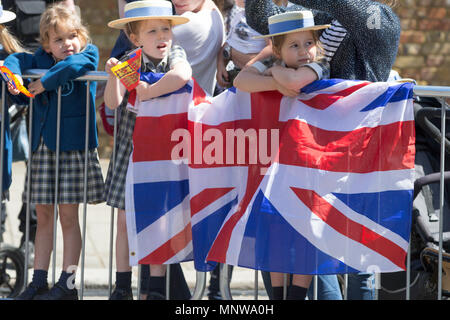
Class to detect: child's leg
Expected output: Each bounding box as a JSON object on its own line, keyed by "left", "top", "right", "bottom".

{"left": 58, "top": 204, "right": 81, "bottom": 271}
{"left": 116, "top": 209, "right": 131, "bottom": 272}
{"left": 34, "top": 204, "right": 56, "bottom": 272}
{"left": 147, "top": 264, "right": 167, "bottom": 299}
{"left": 289, "top": 274, "right": 312, "bottom": 300}
{"left": 270, "top": 272, "right": 285, "bottom": 300}
{"left": 110, "top": 209, "right": 133, "bottom": 299}
{"left": 270, "top": 273, "right": 312, "bottom": 300}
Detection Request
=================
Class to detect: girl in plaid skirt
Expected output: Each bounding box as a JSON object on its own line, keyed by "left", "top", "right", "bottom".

{"left": 4, "top": 3, "right": 105, "bottom": 300}
{"left": 104, "top": 0, "right": 192, "bottom": 300}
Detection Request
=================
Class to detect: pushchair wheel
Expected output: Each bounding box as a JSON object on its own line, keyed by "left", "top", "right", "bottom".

{"left": 0, "top": 245, "right": 25, "bottom": 299}
{"left": 421, "top": 247, "right": 450, "bottom": 298}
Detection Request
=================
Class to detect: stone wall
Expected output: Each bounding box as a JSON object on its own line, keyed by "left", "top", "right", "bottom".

{"left": 394, "top": 0, "right": 450, "bottom": 85}
{"left": 77, "top": 0, "right": 450, "bottom": 158}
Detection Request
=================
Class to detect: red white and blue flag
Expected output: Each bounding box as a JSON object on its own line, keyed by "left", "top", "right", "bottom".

{"left": 125, "top": 75, "right": 415, "bottom": 275}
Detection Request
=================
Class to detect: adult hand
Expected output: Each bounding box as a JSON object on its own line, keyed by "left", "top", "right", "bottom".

{"left": 216, "top": 59, "right": 230, "bottom": 88}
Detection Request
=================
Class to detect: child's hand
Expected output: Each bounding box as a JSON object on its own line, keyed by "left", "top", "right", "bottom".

{"left": 6, "top": 74, "right": 23, "bottom": 95}
{"left": 105, "top": 58, "right": 120, "bottom": 76}
{"left": 135, "top": 81, "right": 152, "bottom": 101}
{"left": 28, "top": 79, "right": 45, "bottom": 96}
{"left": 273, "top": 79, "right": 299, "bottom": 98}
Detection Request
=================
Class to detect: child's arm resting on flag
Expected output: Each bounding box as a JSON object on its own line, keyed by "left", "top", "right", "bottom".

{"left": 269, "top": 59, "right": 329, "bottom": 91}
{"left": 135, "top": 59, "right": 192, "bottom": 102}
{"left": 104, "top": 57, "right": 127, "bottom": 109}
{"left": 233, "top": 65, "right": 298, "bottom": 97}
{"left": 39, "top": 44, "right": 99, "bottom": 91}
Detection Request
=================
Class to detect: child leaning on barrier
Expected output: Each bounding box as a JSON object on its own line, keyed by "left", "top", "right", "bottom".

{"left": 104, "top": 0, "right": 192, "bottom": 300}
{"left": 4, "top": 3, "right": 105, "bottom": 300}
{"left": 234, "top": 10, "right": 330, "bottom": 300}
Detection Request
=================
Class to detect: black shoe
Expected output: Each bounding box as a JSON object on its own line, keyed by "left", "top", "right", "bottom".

{"left": 146, "top": 291, "right": 165, "bottom": 300}
{"left": 34, "top": 283, "right": 78, "bottom": 300}
{"left": 15, "top": 283, "right": 49, "bottom": 300}
{"left": 109, "top": 287, "right": 133, "bottom": 300}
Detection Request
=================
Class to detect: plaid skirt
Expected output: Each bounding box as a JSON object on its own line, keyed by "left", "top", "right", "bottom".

{"left": 103, "top": 106, "right": 136, "bottom": 210}
{"left": 23, "top": 139, "right": 105, "bottom": 204}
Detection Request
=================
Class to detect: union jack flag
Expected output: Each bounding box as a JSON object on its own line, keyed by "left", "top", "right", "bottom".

{"left": 125, "top": 76, "right": 415, "bottom": 275}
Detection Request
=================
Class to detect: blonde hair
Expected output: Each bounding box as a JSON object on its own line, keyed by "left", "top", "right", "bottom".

{"left": 271, "top": 29, "right": 324, "bottom": 62}
{"left": 0, "top": 25, "right": 26, "bottom": 54}
{"left": 39, "top": 3, "right": 90, "bottom": 51}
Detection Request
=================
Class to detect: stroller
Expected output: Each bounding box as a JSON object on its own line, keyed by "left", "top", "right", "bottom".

{"left": 378, "top": 95, "right": 450, "bottom": 300}
{"left": 0, "top": 244, "right": 25, "bottom": 299}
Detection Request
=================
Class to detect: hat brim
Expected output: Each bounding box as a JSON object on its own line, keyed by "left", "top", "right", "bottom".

{"left": 108, "top": 16, "right": 190, "bottom": 29}
{"left": 0, "top": 10, "right": 16, "bottom": 24}
{"left": 253, "top": 24, "right": 331, "bottom": 39}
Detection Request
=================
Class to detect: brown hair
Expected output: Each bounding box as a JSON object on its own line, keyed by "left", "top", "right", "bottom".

{"left": 271, "top": 29, "right": 324, "bottom": 62}
{"left": 0, "top": 25, "right": 26, "bottom": 54}
{"left": 39, "top": 3, "right": 90, "bottom": 51}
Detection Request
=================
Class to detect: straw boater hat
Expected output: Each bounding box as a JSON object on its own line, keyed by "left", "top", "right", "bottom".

{"left": 108, "top": 0, "right": 189, "bottom": 30}
{"left": 0, "top": 2, "right": 16, "bottom": 24}
{"left": 255, "top": 10, "right": 330, "bottom": 39}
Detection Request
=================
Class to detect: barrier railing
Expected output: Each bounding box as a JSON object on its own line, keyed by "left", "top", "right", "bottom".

{"left": 0, "top": 71, "right": 449, "bottom": 301}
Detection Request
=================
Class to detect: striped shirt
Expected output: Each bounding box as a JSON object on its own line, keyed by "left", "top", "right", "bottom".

{"left": 319, "top": 20, "right": 347, "bottom": 62}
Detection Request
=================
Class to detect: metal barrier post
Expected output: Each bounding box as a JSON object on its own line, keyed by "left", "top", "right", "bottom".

{"left": 254, "top": 270, "right": 258, "bottom": 300}
{"left": 313, "top": 275, "right": 318, "bottom": 300}
{"left": 137, "top": 264, "right": 141, "bottom": 299}
{"left": 108, "top": 108, "right": 119, "bottom": 297}
{"left": 437, "top": 97, "right": 447, "bottom": 300}
{"left": 23, "top": 97, "right": 34, "bottom": 287}
{"left": 406, "top": 242, "right": 411, "bottom": 300}
{"left": 191, "top": 271, "right": 206, "bottom": 300}
{"left": 166, "top": 264, "right": 170, "bottom": 300}
{"left": 51, "top": 87, "right": 62, "bottom": 286}
{"left": 282, "top": 273, "right": 287, "bottom": 300}
{"left": 0, "top": 81, "right": 5, "bottom": 246}
{"left": 79, "top": 81, "right": 91, "bottom": 299}
{"left": 220, "top": 263, "right": 232, "bottom": 300}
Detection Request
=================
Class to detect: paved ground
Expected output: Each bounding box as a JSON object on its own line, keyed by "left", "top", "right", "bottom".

{"left": 1, "top": 160, "right": 269, "bottom": 300}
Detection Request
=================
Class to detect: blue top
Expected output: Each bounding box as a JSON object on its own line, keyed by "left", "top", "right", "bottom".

{"left": 0, "top": 45, "right": 12, "bottom": 192}
{"left": 3, "top": 43, "right": 99, "bottom": 153}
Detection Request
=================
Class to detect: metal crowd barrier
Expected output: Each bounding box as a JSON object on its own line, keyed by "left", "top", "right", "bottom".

{"left": 0, "top": 70, "right": 449, "bottom": 301}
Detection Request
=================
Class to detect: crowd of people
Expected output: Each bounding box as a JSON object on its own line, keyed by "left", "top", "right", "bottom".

{"left": 0, "top": 0, "right": 402, "bottom": 300}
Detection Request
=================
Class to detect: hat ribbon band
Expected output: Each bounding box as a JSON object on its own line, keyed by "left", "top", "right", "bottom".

{"left": 124, "top": 6, "right": 173, "bottom": 19}
{"left": 269, "top": 17, "right": 315, "bottom": 35}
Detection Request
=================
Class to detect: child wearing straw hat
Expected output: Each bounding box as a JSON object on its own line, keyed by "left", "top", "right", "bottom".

{"left": 234, "top": 10, "right": 330, "bottom": 97}
{"left": 234, "top": 10, "right": 330, "bottom": 300}
{"left": 103, "top": 0, "right": 192, "bottom": 300}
